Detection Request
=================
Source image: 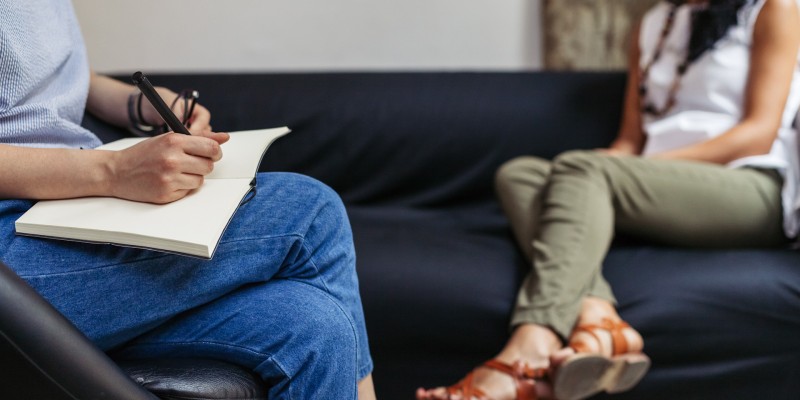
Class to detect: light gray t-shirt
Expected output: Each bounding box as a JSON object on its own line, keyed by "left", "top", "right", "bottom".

{"left": 0, "top": 0, "right": 102, "bottom": 149}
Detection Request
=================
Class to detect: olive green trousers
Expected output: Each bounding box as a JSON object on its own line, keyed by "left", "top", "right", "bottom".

{"left": 495, "top": 150, "right": 788, "bottom": 339}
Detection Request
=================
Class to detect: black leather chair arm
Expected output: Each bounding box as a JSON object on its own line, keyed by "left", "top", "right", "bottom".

{"left": 0, "top": 261, "right": 157, "bottom": 399}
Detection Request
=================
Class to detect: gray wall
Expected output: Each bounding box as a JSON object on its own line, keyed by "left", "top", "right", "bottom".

{"left": 73, "top": 0, "right": 544, "bottom": 73}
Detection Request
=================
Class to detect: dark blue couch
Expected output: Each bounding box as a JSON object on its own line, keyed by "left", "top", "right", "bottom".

{"left": 93, "top": 72, "right": 800, "bottom": 399}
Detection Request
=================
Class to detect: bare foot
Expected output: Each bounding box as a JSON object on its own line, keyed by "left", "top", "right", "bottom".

{"left": 416, "top": 323, "right": 562, "bottom": 400}
{"left": 549, "top": 297, "right": 650, "bottom": 400}
{"left": 569, "top": 297, "right": 643, "bottom": 355}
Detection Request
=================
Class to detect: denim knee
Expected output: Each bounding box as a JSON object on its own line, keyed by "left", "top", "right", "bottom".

{"left": 295, "top": 286, "right": 359, "bottom": 362}
{"left": 277, "top": 282, "right": 360, "bottom": 396}
{"left": 264, "top": 171, "right": 339, "bottom": 200}
{"left": 267, "top": 172, "right": 349, "bottom": 226}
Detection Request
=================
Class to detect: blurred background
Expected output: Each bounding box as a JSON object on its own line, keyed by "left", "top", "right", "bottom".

{"left": 72, "top": 0, "right": 659, "bottom": 73}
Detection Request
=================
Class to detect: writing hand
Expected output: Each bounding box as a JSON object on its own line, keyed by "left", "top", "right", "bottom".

{"left": 185, "top": 103, "right": 212, "bottom": 135}
{"left": 107, "top": 133, "right": 223, "bottom": 204}
{"left": 192, "top": 129, "right": 230, "bottom": 145}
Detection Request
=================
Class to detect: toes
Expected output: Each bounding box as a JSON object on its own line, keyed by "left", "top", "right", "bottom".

{"left": 549, "top": 346, "right": 576, "bottom": 367}
{"left": 623, "top": 327, "right": 645, "bottom": 352}
{"left": 569, "top": 330, "right": 605, "bottom": 354}
{"left": 535, "top": 377, "right": 555, "bottom": 399}
{"left": 416, "top": 387, "right": 449, "bottom": 400}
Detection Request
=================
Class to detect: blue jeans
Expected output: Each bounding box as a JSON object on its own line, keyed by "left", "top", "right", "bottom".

{"left": 0, "top": 172, "right": 373, "bottom": 399}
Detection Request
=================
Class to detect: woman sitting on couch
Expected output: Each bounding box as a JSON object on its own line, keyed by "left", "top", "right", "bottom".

{"left": 418, "top": 0, "right": 800, "bottom": 399}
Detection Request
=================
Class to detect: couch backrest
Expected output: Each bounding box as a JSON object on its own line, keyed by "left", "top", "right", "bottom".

{"left": 94, "top": 72, "right": 627, "bottom": 207}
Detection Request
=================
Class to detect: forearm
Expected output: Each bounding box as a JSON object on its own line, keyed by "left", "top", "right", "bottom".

{"left": 608, "top": 21, "right": 646, "bottom": 157}
{"left": 86, "top": 73, "right": 136, "bottom": 128}
{"left": 608, "top": 137, "right": 643, "bottom": 155}
{"left": 0, "top": 144, "right": 114, "bottom": 200}
{"left": 651, "top": 121, "right": 776, "bottom": 164}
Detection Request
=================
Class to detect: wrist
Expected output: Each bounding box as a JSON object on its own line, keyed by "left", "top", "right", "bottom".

{"left": 58, "top": 148, "right": 118, "bottom": 198}
{"left": 127, "top": 92, "right": 163, "bottom": 136}
{"left": 610, "top": 141, "right": 638, "bottom": 155}
{"left": 93, "top": 149, "right": 119, "bottom": 197}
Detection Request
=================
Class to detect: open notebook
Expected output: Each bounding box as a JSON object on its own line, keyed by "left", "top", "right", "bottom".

{"left": 15, "top": 127, "right": 290, "bottom": 259}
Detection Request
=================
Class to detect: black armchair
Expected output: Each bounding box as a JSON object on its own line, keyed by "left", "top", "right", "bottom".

{"left": 0, "top": 261, "right": 267, "bottom": 399}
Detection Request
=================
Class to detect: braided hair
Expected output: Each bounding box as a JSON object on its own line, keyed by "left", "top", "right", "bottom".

{"left": 668, "top": 0, "right": 754, "bottom": 63}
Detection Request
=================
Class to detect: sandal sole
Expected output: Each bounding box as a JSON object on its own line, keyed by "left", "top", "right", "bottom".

{"left": 553, "top": 354, "right": 612, "bottom": 400}
{"left": 607, "top": 353, "right": 651, "bottom": 393}
{"left": 553, "top": 353, "right": 651, "bottom": 400}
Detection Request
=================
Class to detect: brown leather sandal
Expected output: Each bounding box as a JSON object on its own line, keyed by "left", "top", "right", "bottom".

{"left": 552, "top": 318, "right": 651, "bottom": 400}
{"left": 418, "top": 359, "right": 549, "bottom": 400}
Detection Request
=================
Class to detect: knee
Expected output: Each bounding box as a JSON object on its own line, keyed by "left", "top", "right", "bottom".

{"left": 315, "top": 304, "right": 358, "bottom": 354}
{"left": 496, "top": 156, "right": 532, "bottom": 186}
{"left": 270, "top": 173, "right": 356, "bottom": 269}
{"left": 495, "top": 156, "right": 550, "bottom": 192}
{"left": 269, "top": 172, "right": 349, "bottom": 225}
{"left": 292, "top": 289, "right": 359, "bottom": 368}
{"left": 250, "top": 281, "right": 361, "bottom": 395}
{"left": 273, "top": 173, "right": 342, "bottom": 205}
{"left": 551, "top": 150, "right": 607, "bottom": 178}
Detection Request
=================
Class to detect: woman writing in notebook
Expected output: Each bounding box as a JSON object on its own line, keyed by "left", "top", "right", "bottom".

{"left": 0, "top": 0, "right": 375, "bottom": 398}
{"left": 418, "top": 0, "right": 800, "bottom": 399}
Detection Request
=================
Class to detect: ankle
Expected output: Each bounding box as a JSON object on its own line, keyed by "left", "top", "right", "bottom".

{"left": 497, "top": 324, "right": 562, "bottom": 366}
{"left": 579, "top": 297, "right": 619, "bottom": 324}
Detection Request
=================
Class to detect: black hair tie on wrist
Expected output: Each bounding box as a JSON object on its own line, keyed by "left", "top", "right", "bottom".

{"left": 127, "top": 92, "right": 161, "bottom": 136}
{"left": 127, "top": 89, "right": 199, "bottom": 135}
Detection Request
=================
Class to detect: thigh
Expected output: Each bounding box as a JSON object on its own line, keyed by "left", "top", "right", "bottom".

{"left": 0, "top": 172, "right": 361, "bottom": 350}
{"left": 587, "top": 155, "right": 787, "bottom": 247}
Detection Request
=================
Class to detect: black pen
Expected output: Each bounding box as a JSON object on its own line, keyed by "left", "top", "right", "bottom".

{"left": 131, "top": 71, "right": 191, "bottom": 135}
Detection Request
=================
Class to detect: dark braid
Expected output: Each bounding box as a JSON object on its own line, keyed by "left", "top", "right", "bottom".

{"left": 668, "top": 0, "right": 753, "bottom": 63}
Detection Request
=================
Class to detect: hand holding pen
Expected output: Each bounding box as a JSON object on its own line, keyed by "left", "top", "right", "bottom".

{"left": 94, "top": 72, "right": 230, "bottom": 204}
{"left": 132, "top": 71, "right": 191, "bottom": 134}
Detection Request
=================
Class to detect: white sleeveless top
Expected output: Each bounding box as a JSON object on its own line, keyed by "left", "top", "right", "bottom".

{"left": 639, "top": 0, "right": 800, "bottom": 238}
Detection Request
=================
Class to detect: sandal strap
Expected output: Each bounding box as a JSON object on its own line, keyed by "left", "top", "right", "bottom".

{"left": 446, "top": 372, "right": 491, "bottom": 400}
{"left": 571, "top": 318, "right": 632, "bottom": 356}
{"left": 482, "top": 359, "right": 546, "bottom": 400}
{"left": 439, "top": 360, "right": 547, "bottom": 400}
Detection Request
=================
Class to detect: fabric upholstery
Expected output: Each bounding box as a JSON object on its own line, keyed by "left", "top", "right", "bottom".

{"left": 84, "top": 72, "right": 800, "bottom": 399}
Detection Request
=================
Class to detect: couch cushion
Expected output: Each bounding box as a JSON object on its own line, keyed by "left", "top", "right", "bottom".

{"left": 350, "top": 201, "right": 800, "bottom": 398}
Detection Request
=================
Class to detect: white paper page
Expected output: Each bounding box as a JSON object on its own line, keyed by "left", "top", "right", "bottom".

{"left": 96, "top": 127, "right": 290, "bottom": 180}
{"left": 206, "top": 127, "right": 290, "bottom": 179}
